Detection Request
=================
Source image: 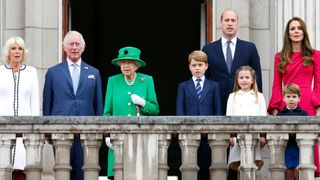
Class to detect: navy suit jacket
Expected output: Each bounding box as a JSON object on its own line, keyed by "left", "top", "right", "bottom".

{"left": 202, "top": 38, "right": 262, "bottom": 114}
{"left": 43, "top": 60, "right": 103, "bottom": 116}
{"left": 176, "top": 78, "right": 222, "bottom": 115}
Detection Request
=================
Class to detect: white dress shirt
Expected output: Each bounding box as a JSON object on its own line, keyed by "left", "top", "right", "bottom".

{"left": 192, "top": 76, "right": 205, "bottom": 90}
{"left": 67, "top": 58, "right": 81, "bottom": 76}
{"left": 221, "top": 36, "right": 237, "bottom": 62}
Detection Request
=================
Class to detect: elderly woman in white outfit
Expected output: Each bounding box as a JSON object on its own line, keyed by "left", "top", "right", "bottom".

{"left": 0, "top": 36, "right": 40, "bottom": 171}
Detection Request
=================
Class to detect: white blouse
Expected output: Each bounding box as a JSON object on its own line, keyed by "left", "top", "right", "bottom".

{"left": 226, "top": 90, "right": 267, "bottom": 116}
{"left": 0, "top": 64, "right": 40, "bottom": 116}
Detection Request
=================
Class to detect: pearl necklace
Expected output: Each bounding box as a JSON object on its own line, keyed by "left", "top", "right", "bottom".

{"left": 124, "top": 74, "right": 137, "bottom": 86}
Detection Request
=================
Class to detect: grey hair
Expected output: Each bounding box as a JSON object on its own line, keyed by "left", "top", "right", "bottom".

{"left": 63, "top": 30, "right": 86, "bottom": 48}
{"left": 2, "top": 36, "right": 29, "bottom": 64}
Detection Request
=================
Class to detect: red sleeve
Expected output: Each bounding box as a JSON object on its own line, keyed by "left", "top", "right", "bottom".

{"left": 311, "top": 50, "right": 320, "bottom": 108}
{"left": 267, "top": 53, "right": 283, "bottom": 114}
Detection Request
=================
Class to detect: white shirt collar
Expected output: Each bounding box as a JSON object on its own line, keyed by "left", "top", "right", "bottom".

{"left": 192, "top": 76, "right": 205, "bottom": 82}
{"left": 67, "top": 58, "right": 81, "bottom": 67}
{"left": 237, "top": 89, "right": 255, "bottom": 95}
{"left": 286, "top": 105, "right": 298, "bottom": 110}
{"left": 221, "top": 36, "right": 237, "bottom": 46}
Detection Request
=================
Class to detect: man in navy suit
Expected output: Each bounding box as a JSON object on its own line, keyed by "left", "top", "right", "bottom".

{"left": 43, "top": 31, "right": 103, "bottom": 180}
{"left": 202, "top": 9, "right": 262, "bottom": 115}
{"left": 202, "top": 9, "right": 262, "bottom": 180}
{"left": 176, "top": 50, "right": 222, "bottom": 180}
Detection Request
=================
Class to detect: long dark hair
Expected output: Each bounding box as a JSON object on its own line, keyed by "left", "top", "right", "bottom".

{"left": 277, "top": 17, "right": 314, "bottom": 73}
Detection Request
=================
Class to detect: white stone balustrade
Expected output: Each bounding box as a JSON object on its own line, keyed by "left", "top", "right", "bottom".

{"left": 267, "top": 133, "right": 288, "bottom": 180}
{"left": 0, "top": 134, "right": 15, "bottom": 180}
{"left": 178, "top": 134, "right": 200, "bottom": 180}
{"left": 52, "top": 133, "right": 73, "bottom": 180}
{"left": 238, "top": 133, "right": 260, "bottom": 180}
{"left": 24, "top": 134, "right": 44, "bottom": 180}
{"left": 208, "top": 133, "right": 229, "bottom": 180}
{"left": 0, "top": 116, "right": 319, "bottom": 180}
{"left": 297, "top": 133, "right": 318, "bottom": 180}
{"left": 81, "top": 133, "right": 103, "bottom": 180}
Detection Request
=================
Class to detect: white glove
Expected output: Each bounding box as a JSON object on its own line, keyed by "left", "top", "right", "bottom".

{"left": 131, "top": 94, "right": 146, "bottom": 107}
{"left": 105, "top": 137, "right": 113, "bottom": 150}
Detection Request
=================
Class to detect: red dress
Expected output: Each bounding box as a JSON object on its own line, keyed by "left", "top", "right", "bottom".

{"left": 268, "top": 50, "right": 320, "bottom": 175}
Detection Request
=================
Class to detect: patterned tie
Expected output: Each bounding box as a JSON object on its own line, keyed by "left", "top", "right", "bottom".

{"left": 226, "top": 40, "right": 232, "bottom": 73}
{"left": 71, "top": 64, "right": 79, "bottom": 95}
{"left": 196, "top": 78, "right": 202, "bottom": 99}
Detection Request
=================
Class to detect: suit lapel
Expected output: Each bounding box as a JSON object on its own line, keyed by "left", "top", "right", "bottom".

{"left": 186, "top": 79, "right": 200, "bottom": 102}
{"left": 77, "top": 62, "right": 89, "bottom": 96}
{"left": 232, "top": 38, "right": 243, "bottom": 74}
{"left": 199, "top": 80, "right": 210, "bottom": 102}
{"left": 61, "top": 60, "right": 73, "bottom": 90}
{"left": 216, "top": 39, "right": 230, "bottom": 74}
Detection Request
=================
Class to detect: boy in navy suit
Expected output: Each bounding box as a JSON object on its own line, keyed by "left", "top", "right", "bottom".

{"left": 176, "top": 50, "right": 222, "bottom": 116}
{"left": 176, "top": 50, "right": 222, "bottom": 180}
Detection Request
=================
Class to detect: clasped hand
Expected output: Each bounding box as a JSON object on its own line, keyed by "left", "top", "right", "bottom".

{"left": 131, "top": 94, "right": 146, "bottom": 107}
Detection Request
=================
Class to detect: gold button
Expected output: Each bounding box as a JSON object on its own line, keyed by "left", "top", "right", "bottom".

{"left": 128, "top": 92, "right": 131, "bottom": 95}
{"left": 128, "top": 114, "right": 131, "bottom": 116}
{"left": 128, "top": 102, "right": 131, "bottom": 106}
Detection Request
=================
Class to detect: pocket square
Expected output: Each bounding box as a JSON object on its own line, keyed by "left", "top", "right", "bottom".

{"left": 88, "top": 75, "right": 95, "bottom": 79}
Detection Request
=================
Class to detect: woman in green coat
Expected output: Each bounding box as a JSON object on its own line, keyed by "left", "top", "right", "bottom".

{"left": 103, "top": 46, "right": 160, "bottom": 178}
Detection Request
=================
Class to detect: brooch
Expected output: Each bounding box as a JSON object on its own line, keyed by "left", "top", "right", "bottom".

{"left": 139, "top": 77, "right": 146, "bottom": 82}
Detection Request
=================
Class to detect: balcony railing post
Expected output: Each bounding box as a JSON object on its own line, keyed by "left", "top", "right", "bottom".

{"left": 237, "top": 133, "right": 259, "bottom": 180}
{"left": 179, "top": 133, "right": 200, "bottom": 180}
{"left": 208, "top": 133, "right": 229, "bottom": 180}
{"left": 296, "top": 133, "right": 317, "bottom": 180}
{"left": 52, "top": 133, "right": 73, "bottom": 180}
{"left": 81, "top": 133, "right": 103, "bottom": 180}
{"left": 158, "top": 134, "right": 171, "bottom": 180}
{"left": 110, "top": 134, "right": 125, "bottom": 180}
{"left": 0, "top": 134, "right": 15, "bottom": 180}
{"left": 266, "top": 133, "right": 288, "bottom": 180}
{"left": 24, "top": 133, "right": 44, "bottom": 180}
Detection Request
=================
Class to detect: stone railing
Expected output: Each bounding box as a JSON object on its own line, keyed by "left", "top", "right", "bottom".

{"left": 0, "top": 116, "right": 319, "bottom": 180}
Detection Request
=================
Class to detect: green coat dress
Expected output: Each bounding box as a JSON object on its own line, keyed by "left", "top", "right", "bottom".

{"left": 103, "top": 72, "right": 159, "bottom": 176}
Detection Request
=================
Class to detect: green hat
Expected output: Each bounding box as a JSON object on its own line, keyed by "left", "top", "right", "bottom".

{"left": 111, "top": 46, "right": 146, "bottom": 68}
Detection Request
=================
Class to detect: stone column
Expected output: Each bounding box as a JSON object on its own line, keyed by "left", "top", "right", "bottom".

{"left": 158, "top": 134, "right": 171, "bottom": 180}
{"left": 110, "top": 134, "right": 125, "bottom": 180}
{"left": 52, "top": 134, "right": 73, "bottom": 180}
{"left": 81, "top": 133, "right": 103, "bottom": 180}
{"left": 208, "top": 133, "right": 229, "bottom": 180}
{"left": 267, "top": 133, "right": 288, "bottom": 180}
{"left": 237, "top": 134, "right": 259, "bottom": 180}
{"left": 0, "top": 134, "right": 15, "bottom": 180}
{"left": 24, "top": 134, "right": 44, "bottom": 180}
{"left": 296, "top": 133, "right": 317, "bottom": 180}
{"left": 178, "top": 134, "right": 200, "bottom": 180}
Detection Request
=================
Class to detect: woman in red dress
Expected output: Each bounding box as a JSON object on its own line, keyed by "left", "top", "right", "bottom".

{"left": 268, "top": 17, "right": 320, "bottom": 178}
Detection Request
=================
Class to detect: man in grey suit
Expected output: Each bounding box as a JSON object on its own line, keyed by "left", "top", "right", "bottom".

{"left": 202, "top": 9, "right": 262, "bottom": 180}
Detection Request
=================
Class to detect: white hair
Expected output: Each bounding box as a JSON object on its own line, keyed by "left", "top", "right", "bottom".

{"left": 2, "top": 36, "right": 29, "bottom": 64}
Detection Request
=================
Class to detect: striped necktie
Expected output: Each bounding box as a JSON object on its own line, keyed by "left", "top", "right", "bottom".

{"left": 196, "top": 78, "right": 202, "bottom": 99}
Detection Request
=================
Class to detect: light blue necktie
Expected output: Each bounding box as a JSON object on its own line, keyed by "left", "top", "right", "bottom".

{"left": 226, "top": 40, "right": 232, "bottom": 72}
{"left": 196, "top": 79, "right": 202, "bottom": 99}
{"left": 71, "top": 64, "right": 79, "bottom": 95}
